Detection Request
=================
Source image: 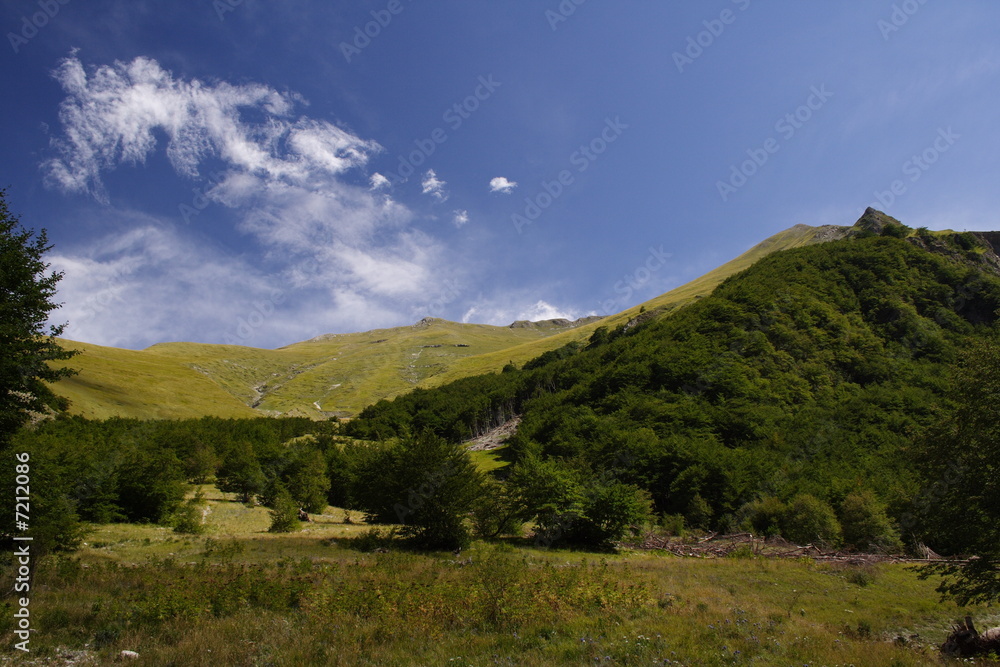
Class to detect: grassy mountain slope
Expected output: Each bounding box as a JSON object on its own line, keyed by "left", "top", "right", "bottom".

{"left": 53, "top": 317, "right": 600, "bottom": 420}
{"left": 52, "top": 340, "right": 257, "bottom": 420}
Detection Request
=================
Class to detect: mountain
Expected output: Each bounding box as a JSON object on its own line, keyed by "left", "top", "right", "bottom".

{"left": 345, "top": 212, "right": 1000, "bottom": 531}
{"left": 51, "top": 316, "right": 603, "bottom": 420}
{"left": 51, "top": 209, "right": 997, "bottom": 421}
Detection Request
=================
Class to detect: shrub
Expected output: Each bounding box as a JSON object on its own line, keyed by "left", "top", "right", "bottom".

{"left": 353, "top": 433, "right": 483, "bottom": 550}
{"left": 839, "top": 491, "right": 903, "bottom": 553}
{"left": 172, "top": 489, "right": 207, "bottom": 535}
{"left": 268, "top": 485, "right": 301, "bottom": 533}
{"left": 782, "top": 494, "right": 842, "bottom": 546}
{"left": 570, "top": 482, "right": 653, "bottom": 547}
{"left": 685, "top": 493, "right": 714, "bottom": 530}
{"left": 472, "top": 477, "right": 525, "bottom": 539}
{"left": 739, "top": 496, "right": 786, "bottom": 536}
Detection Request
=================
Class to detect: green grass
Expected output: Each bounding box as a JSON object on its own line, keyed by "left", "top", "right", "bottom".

{"left": 3, "top": 487, "right": 997, "bottom": 666}
{"left": 51, "top": 340, "right": 257, "bottom": 420}
{"left": 50, "top": 318, "right": 599, "bottom": 422}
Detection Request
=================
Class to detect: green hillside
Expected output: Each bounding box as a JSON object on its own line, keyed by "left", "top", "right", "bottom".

{"left": 346, "top": 216, "right": 1000, "bottom": 548}
{"left": 49, "top": 219, "right": 856, "bottom": 420}
{"left": 52, "top": 317, "right": 602, "bottom": 420}
{"left": 426, "top": 221, "right": 855, "bottom": 386}
{"left": 51, "top": 340, "right": 258, "bottom": 420}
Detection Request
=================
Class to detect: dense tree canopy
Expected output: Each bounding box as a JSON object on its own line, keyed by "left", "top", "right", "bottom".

{"left": 347, "top": 232, "right": 1000, "bottom": 551}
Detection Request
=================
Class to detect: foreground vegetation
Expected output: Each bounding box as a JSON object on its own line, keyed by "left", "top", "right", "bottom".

{"left": 1, "top": 486, "right": 998, "bottom": 666}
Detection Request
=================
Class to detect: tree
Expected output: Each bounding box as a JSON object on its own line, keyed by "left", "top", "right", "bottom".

{"left": 918, "top": 340, "right": 1000, "bottom": 604}
{"left": 781, "top": 494, "right": 842, "bottom": 547}
{"left": 839, "top": 490, "right": 902, "bottom": 553}
{"left": 353, "top": 432, "right": 483, "bottom": 550}
{"left": 0, "top": 190, "right": 78, "bottom": 443}
{"left": 216, "top": 443, "right": 266, "bottom": 504}
{"left": 268, "top": 484, "right": 301, "bottom": 533}
{"left": 283, "top": 447, "right": 330, "bottom": 514}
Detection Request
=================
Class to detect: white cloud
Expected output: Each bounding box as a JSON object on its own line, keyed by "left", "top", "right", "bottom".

{"left": 49, "top": 212, "right": 448, "bottom": 349}
{"left": 421, "top": 169, "right": 448, "bottom": 201}
{"left": 489, "top": 176, "right": 518, "bottom": 194}
{"left": 49, "top": 222, "right": 280, "bottom": 348}
{"left": 516, "top": 300, "right": 576, "bottom": 322}
{"left": 44, "top": 56, "right": 378, "bottom": 201}
{"left": 42, "top": 55, "right": 460, "bottom": 347}
{"left": 453, "top": 209, "right": 469, "bottom": 227}
{"left": 461, "top": 298, "right": 577, "bottom": 326}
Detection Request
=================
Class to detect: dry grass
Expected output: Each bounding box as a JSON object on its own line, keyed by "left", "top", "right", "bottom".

{"left": 3, "top": 488, "right": 997, "bottom": 667}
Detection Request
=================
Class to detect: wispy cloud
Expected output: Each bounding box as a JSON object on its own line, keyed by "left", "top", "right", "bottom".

{"left": 421, "top": 169, "right": 448, "bottom": 201}
{"left": 44, "top": 55, "right": 377, "bottom": 200}
{"left": 42, "top": 55, "right": 456, "bottom": 347}
{"left": 489, "top": 176, "right": 517, "bottom": 194}
{"left": 453, "top": 209, "right": 469, "bottom": 227}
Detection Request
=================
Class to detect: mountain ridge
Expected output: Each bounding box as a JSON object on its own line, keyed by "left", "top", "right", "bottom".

{"left": 49, "top": 210, "right": 999, "bottom": 420}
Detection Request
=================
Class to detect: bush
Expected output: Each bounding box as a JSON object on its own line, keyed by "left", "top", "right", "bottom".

{"left": 739, "top": 496, "right": 786, "bottom": 537}
{"left": 839, "top": 491, "right": 903, "bottom": 553}
{"left": 685, "top": 493, "right": 714, "bottom": 530}
{"left": 660, "top": 513, "right": 686, "bottom": 536}
{"left": 172, "top": 489, "right": 207, "bottom": 535}
{"left": 472, "top": 477, "right": 525, "bottom": 539}
{"left": 351, "top": 526, "right": 395, "bottom": 552}
{"left": 570, "top": 482, "right": 653, "bottom": 547}
{"left": 268, "top": 485, "right": 301, "bottom": 533}
{"left": 353, "top": 433, "right": 483, "bottom": 550}
{"left": 782, "top": 494, "right": 842, "bottom": 546}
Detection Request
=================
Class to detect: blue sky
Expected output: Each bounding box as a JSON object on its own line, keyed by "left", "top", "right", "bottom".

{"left": 2, "top": 1, "right": 999, "bottom": 349}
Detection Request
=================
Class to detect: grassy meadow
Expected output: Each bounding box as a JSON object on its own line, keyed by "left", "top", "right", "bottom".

{"left": 2, "top": 482, "right": 997, "bottom": 666}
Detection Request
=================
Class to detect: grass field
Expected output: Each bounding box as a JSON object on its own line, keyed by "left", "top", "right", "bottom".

{"left": 2, "top": 482, "right": 997, "bottom": 666}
